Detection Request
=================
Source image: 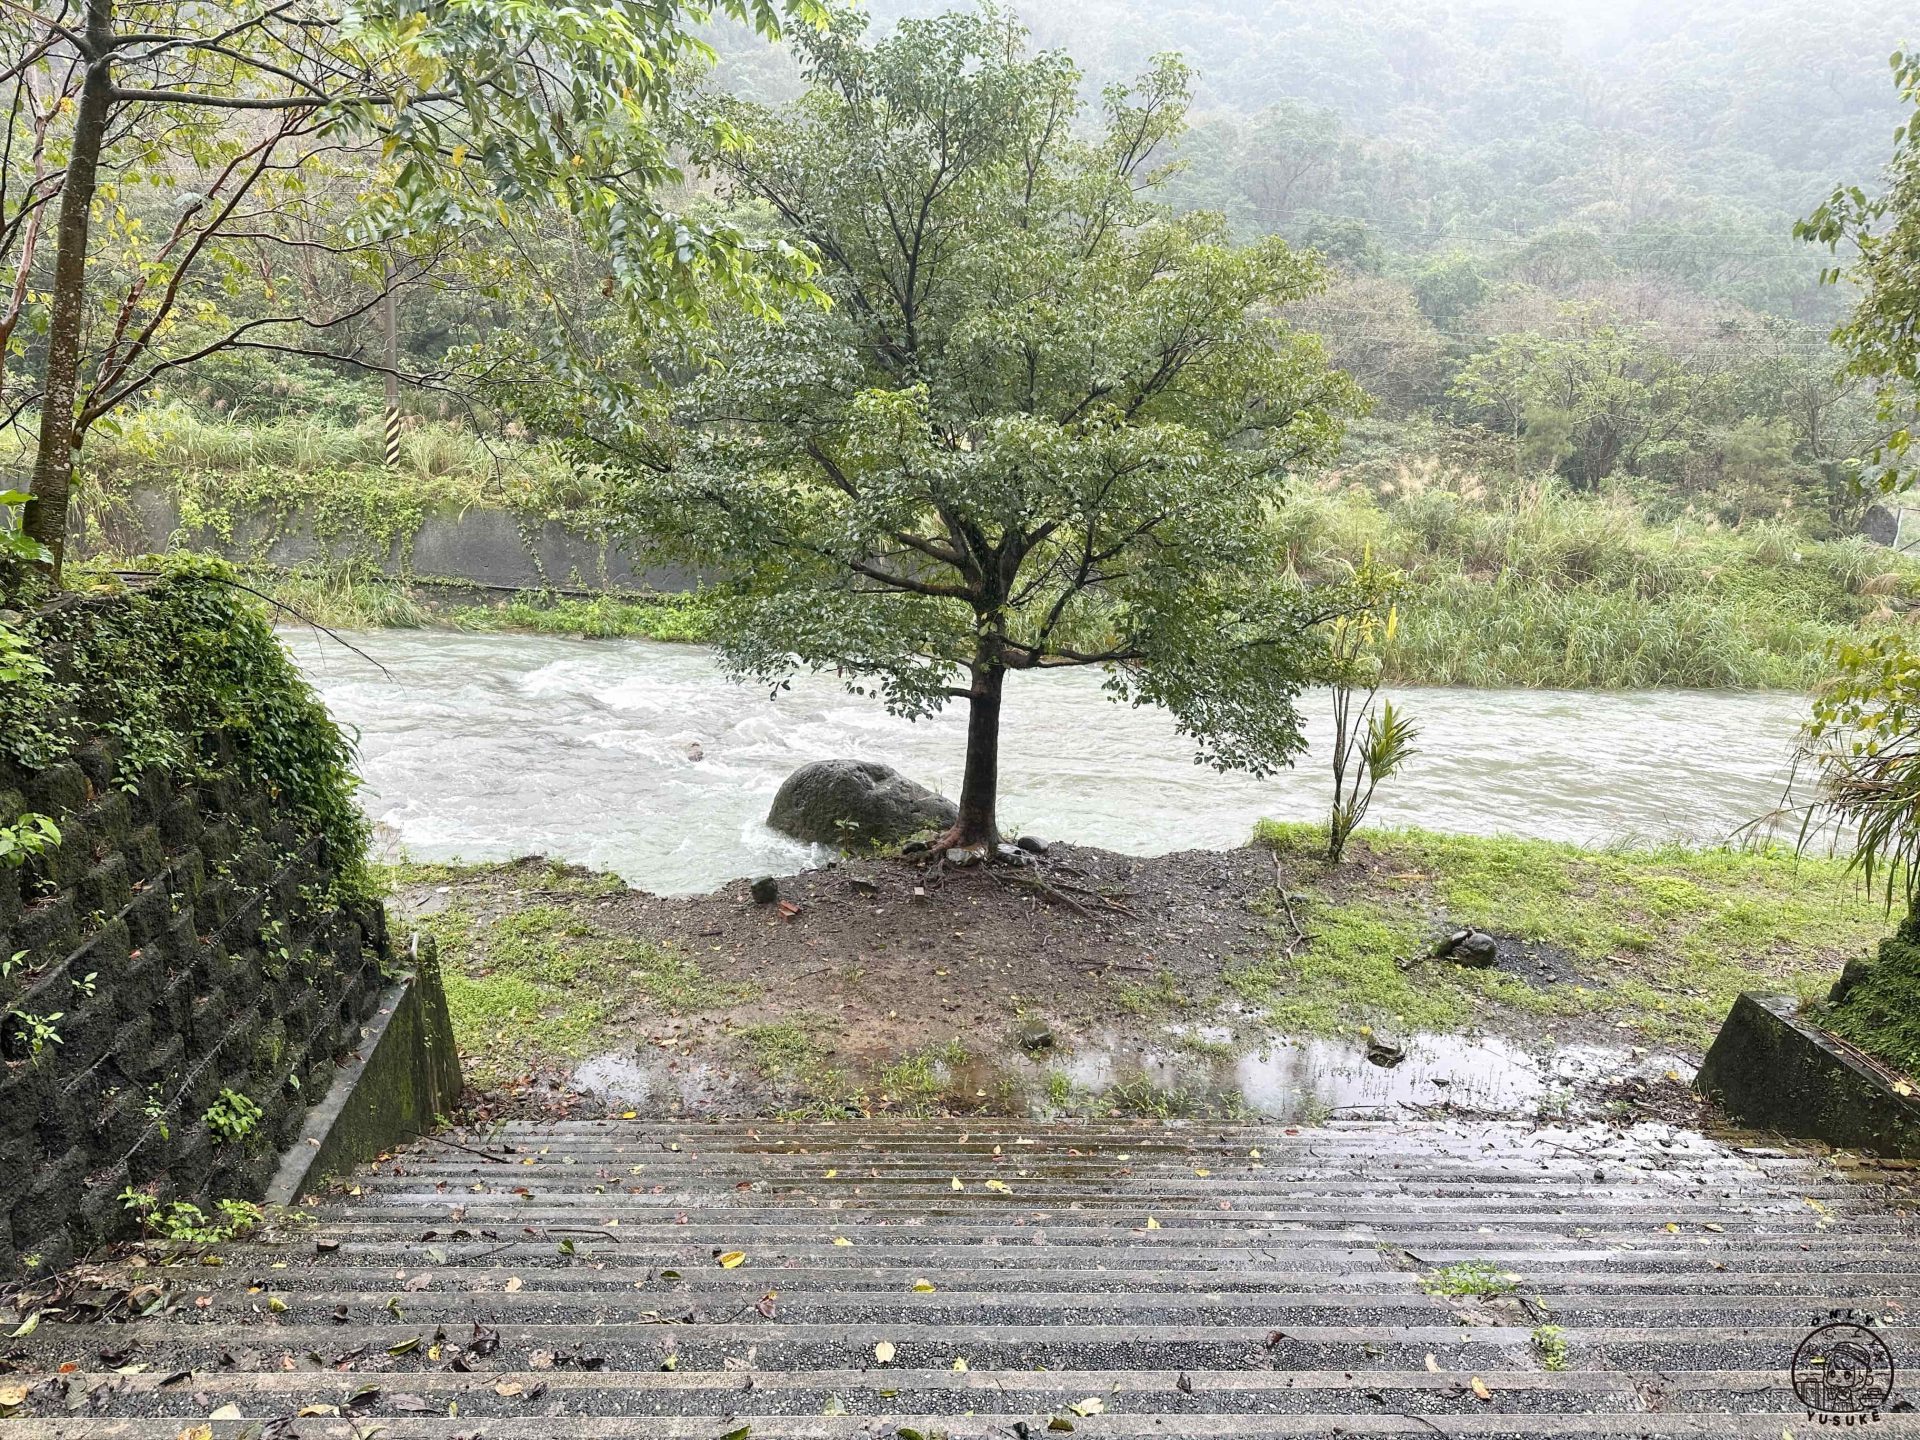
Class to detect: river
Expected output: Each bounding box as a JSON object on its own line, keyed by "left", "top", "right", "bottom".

{"left": 284, "top": 628, "right": 1812, "bottom": 895}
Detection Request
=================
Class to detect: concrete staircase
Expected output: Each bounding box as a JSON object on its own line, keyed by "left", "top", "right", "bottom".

{"left": 6, "top": 1118, "right": 1920, "bottom": 1436}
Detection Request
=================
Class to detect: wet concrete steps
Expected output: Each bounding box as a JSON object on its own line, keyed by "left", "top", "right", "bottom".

{"left": 3, "top": 1118, "right": 1918, "bottom": 1436}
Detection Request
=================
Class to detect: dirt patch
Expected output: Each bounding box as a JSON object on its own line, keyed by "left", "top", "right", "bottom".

{"left": 395, "top": 841, "right": 1712, "bottom": 1125}
{"left": 405, "top": 842, "right": 1276, "bottom": 1062}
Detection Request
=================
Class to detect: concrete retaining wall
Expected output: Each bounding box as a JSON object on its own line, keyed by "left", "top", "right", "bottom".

{"left": 1695, "top": 992, "right": 1920, "bottom": 1157}
{"left": 91, "top": 485, "right": 700, "bottom": 593}
{"left": 0, "top": 618, "right": 461, "bottom": 1274}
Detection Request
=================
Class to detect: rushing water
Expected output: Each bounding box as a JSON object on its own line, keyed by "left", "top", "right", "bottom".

{"left": 285, "top": 628, "right": 1810, "bottom": 896}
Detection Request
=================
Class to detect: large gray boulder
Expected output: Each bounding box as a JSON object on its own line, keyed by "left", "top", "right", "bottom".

{"left": 767, "top": 760, "right": 957, "bottom": 848}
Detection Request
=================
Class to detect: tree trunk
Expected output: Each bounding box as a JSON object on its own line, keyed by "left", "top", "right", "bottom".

{"left": 24, "top": 0, "right": 113, "bottom": 580}
{"left": 943, "top": 660, "right": 1005, "bottom": 853}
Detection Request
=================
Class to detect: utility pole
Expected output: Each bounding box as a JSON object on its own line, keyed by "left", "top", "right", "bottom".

{"left": 383, "top": 259, "right": 401, "bottom": 469}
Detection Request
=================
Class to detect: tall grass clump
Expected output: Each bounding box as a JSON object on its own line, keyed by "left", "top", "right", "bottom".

{"left": 1276, "top": 472, "right": 1918, "bottom": 691}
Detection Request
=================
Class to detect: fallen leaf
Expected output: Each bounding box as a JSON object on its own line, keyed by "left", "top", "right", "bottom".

{"left": 208, "top": 1405, "right": 242, "bottom": 1420}
{"left": 912, "top": 1279, "right": 936, "bottom": 1293}
{"left": 0, "top": 1385, "right": 28, "bottom": 1409}
{"left": 832, "top": 1236, "right": 853, "bottom": 1247}
{"left": 875, "top": 1341, "right": 896, "bottom": 1363}
{"left": 1471, "top": 1377, "right": 1493, "bottom": 1402}
{"left": 718, "top": 1251, "right": 748, "bottom": 1269}
{"left": 1425, "top": 1353, "right": 1441, "bottom": 1373}
{"left": 504, "top": 1276, "right": 524, "bottom": 1292}
{"left": 1145, "top": 1216, "right": 1161, "bottom": 1230}
{"left": 1069, "top": 1397, "right": 1106, "bottom": 1416}
{"left": 952, "top": 1357, "right": 969, "bottom": 1372}
{"left": 494, "top": 1381, "right": 524, "bottom": 1398}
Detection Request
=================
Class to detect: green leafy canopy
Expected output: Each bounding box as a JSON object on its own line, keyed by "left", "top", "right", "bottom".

{"left": 575, "top": 6, "right": 1367, "bottom": 790}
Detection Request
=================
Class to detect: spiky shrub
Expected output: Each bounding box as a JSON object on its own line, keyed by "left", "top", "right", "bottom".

{"left": 1799, "top": 632, "right": 1920, "bottom": 1072}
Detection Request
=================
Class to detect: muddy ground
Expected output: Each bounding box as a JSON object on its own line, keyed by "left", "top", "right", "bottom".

{"left": 392, "top": 838, "right": 1717, "bottom": 1129}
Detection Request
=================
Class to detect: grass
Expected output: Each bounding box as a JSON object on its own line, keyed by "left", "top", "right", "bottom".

{"left": 80, "top": 558, "right": 723, "bottom": 641}
{"left": 1233, "top": 821, "right": 1893, "bottom": 1050}
{"left": 734, "top": 1021, "right": 972, "bottom": 1118}
{"left": 446, "top": 591, "right": 717, "bottom": 642}
{"left": 1279, "top": 476, "right": 1916, "bottom": 690}
{"left": 399, "top": 872, "right": 748, "bottom": 1087}
{"left": 1419, "top": 1260, "right": 1521, "bottom": 1298}
{"left": 63, "top": 400, "right": 1920, "bottom": 689}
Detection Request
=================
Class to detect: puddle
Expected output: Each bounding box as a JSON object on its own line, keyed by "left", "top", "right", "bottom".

{"left": 571, "top": 1027, "right": 1693, "bottom": 1123}
{"left": 1035, "top": 1028, "right": 1692, "bottom": 1121}
{"left": 572, "top": 1051, "right": 735, "bottom": 1112}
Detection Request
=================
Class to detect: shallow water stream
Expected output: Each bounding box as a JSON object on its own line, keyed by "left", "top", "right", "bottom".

{"left": 287, "top": 629, "right": 1809, "bottom": 896}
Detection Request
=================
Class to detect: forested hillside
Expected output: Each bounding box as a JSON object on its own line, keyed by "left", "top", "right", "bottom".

{"left": 7, "top": 0, "right": 1920, "bottom": 688}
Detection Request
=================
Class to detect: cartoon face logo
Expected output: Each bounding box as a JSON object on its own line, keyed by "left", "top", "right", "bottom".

{"left": 1793, "top": 1321, "right": 1896, "bottom": 1418}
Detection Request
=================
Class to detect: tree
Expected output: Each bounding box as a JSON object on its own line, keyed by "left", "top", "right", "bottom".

{"left": 2, "top": 0, "right": 818, "bottom": 582}
{"left": 1450, "top": 307, "right": 1721, "bottom": 490}
{"left": 584, "top": 8, "right": 1367, "bottom": 856}
{"left": 1799, "top": 48, "right": 1920, "bottom": 495}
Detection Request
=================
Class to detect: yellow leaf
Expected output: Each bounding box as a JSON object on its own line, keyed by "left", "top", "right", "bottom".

{"left": 1193, "top": 1168, "right": 1210, "bottom": 1178}
{"left": 719, "top": 1251, "right": 748, "bottom": 1269}
{"left": 620, "top": 1110, "right": 637, "bottom": 1119}
{"left": 1069, "top": 1397, "right": 1105, "bottom": 1416}
{"left": 875, "top": 1341, "right": 896, "bottom": 1363}
{"left": 952, "top": 1357, "right": 968, "bottom": 1372}
{"left": 209, "top": 1405, "right": 243, "bottom": 1420}
{"left": 296, "top": 1405, "right": 339, "bottom": 1417}
{"left": 0, "top": 1385, "right": 28, "bottom": 1408}
{"left": 833, "top": 1236, "right": 853, "bottom": 1247}
{"left": 176, "top": 1428, "right": 214, "bottom": 1440}
{"left": 494, "top": 1381, "right": 524, "bottom": 1397}
{"left": 1424, "top": 1353, "right": 1440, "bottom": 1373}
{"left": 912, "top": 1279, "right": 936, "bottom": 1293}
{"left": 824, "top": 1169, "right": 838, "bottom": 1178}
{"left": 951, "top": 1177, "right": 964, "bottom": 1191}
{"left": 1145, "top": 1216, "right": 1161, "bottom": 1230}
{"left": 1471, "top": 1377, "right": 1493, "bottom": 1402}
{"left": 504, "top": 1276, "right": 523, "bottom": 1292}
{"left": 985, "top": 1179, "right": 1011, "bottom": 1194}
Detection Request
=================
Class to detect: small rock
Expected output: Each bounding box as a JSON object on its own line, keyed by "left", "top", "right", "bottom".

{"left": 1015, "top": 1019, "right": 1055, "bottom": 1056}
{"left": 749, "top": 876, "right": 780, "bottom": 904}
{"left": 1437, "top": 929, "right": 1498, "bottom": 967}
{"left": 1365, "top": 1038, "right": 1405, "bottom": 1069}
{"left": 946, "top": 844, "right": 989, "bottom": 867}
{"left": 849, "top": 877, "right": 879, "bottom": 896}
{"left": 1014, "top": 835, "right": 1050, "bottom": 855}
{"left": 1829, "top": 953, "right": 1878, "bottom": 1004}
{"left": 995, "top": 842, "right": 1031, "bottom": 865}
{"left": 685, "top": 742, "right": 704, "bottom": 762}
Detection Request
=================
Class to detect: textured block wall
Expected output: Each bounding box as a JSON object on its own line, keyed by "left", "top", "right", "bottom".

{"left": 0, "top": 737, "right": 390, "bottom": 1275}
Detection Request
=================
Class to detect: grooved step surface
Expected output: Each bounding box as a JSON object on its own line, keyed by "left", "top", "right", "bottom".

{"left": 5, "top": 1118, "right": 1920, "bottom": 1437}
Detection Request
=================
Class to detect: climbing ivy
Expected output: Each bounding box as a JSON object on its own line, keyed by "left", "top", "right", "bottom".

{"left": 0, "top": 555, "right": 370, "bottom": 889}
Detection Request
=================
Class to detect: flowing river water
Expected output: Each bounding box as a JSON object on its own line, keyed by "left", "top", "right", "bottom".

{"left": 286, "top": 628, "right": 1812, "bottom": 896}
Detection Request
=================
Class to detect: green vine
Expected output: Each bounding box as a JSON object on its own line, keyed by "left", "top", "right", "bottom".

{"left": 0, "top": 555, "right": 370, "bottom": 891}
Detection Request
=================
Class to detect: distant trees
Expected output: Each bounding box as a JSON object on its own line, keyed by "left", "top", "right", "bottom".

{"left": 583, "top": 8, "right": 1367, "bottom": 854}
{"left": 1, "top": 0, "right": 817, "bottom": 581}
{"left": 1800, "top": 48, "right": 1920, "bottom": 495}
